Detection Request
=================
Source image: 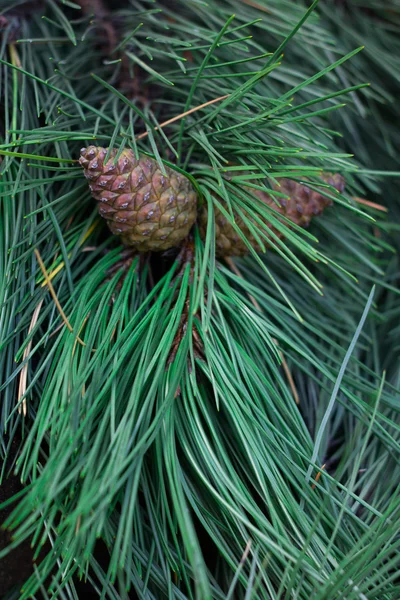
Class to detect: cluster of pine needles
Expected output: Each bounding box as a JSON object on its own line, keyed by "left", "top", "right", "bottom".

{"left": 0, "top": 0, "right": 399, "bottom": 598}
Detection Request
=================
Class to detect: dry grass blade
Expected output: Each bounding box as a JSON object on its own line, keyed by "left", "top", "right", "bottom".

{"left": 17, "top": 299, "right": 44, "bottom": 416}
{"left": 34, "top": 248, "right": 86, "bottom": 347}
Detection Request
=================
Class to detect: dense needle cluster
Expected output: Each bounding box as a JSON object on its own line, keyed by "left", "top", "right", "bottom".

{"left": 198, "top": 174, "right": 345, "bottom": 256}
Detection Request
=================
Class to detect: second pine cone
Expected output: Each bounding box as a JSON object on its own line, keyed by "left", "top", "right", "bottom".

{"left": 198, "top": 174, "right": 345, "bottom": 257}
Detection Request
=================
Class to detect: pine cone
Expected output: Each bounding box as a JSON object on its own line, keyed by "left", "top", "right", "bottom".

{"left": 79, "top": 146, "right": 198, "bottom": 252}
{"left": 198, "top": 173, "right": 345, "bottom": 257}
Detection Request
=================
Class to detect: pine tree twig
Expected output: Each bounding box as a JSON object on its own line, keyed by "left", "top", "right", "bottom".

{"left": 227, "top": 540, "right": 253, "bottom": 598}
{"left": 168, "top": 296, "right": 191, "bottom": 362}
{"left": 172, "top": 235, "right": 196, "bottom": 285}
{"left": 34, "top": 249, "right": 86, "bottom": 347}
{"left": 311, "top": 464, "right": 326, "bottom": 490}
{"left": 168, "top": 238, "right": 204, "bottom": 373}
{"left": 225, "top": 257, "right": 300, "bottom": 405}
{"left": 169, "top": 291, "right": 204, "bottom": 398}
{"left": 48, "top": 321, "right": 66, "bottom": 339}
{"left": 241, "top": 0, "right": 272, "bottom": 13}
{"left": 75, "top": 514, "right": 81, "bottom": 535}
{"left": 374, "top": 227, "right": 381, "bottom": 238}
{"left": 136, "top": 95, "right": 229, "bottom": 141}
{"left": 277, "top": 349, "right": 300, "bottom": 405}
{"left": 104, "top": 248, "right": 137, "bottom": 282}
{"left": 72, "top": 314, "right": 91, "bottom": 356}
{"left": 352, "top": 196, "right": 387, "bottom": 212}
{"left": 17, "top": 299, "right": 44, "bottom": 416}
{"left": 240, "top": 540, "right": 252, "bottom": 565}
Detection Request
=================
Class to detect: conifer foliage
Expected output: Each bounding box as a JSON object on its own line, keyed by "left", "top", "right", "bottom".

{"left": 0, "top": 0, "right": 399, "bottom": 599}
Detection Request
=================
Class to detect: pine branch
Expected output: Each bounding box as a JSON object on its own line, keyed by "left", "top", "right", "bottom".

{"left": 0, "top": 1, "right": 399, "bottom": 598}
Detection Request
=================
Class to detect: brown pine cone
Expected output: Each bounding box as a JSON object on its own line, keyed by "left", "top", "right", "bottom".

{"left": 198, "top": 173, "right": 345, "bottom": 257}
{"left": 79, "top": 146, "right": 198, "bottom": 252}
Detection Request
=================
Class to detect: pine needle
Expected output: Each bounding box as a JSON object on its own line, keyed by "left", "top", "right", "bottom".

{"left": 225, "top": 257, "right": 300, "bottom": 404}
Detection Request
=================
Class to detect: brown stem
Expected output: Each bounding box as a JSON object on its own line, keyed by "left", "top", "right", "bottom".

{"left": 168, "top": 238, "right": 204, "bottom": 373}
